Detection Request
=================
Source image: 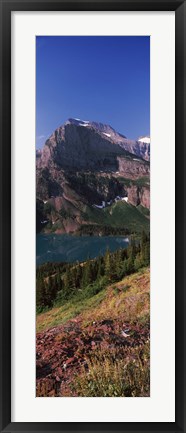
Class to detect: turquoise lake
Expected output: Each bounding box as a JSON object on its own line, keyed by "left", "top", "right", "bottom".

{"left": 36, "top": 234, "right": 129, "bottom": 266}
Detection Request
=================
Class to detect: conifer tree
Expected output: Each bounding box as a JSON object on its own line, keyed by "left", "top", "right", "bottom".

{"left": 115, "top": 248, "right": 123, "bottom": 278}
{"left": 76, "top": 263, "right": 82, "bottom": 288}
{"left": 104, "top": 247, "right": 111, "bottom": 278}
{"left": 96, "top": 257, "right": 103, "bottom": 280}
{"left": 82, "top": 260, "right": 93, "bottom": 287}
{"left": 71, "top": 267, "right": 77, "bottom": 292}
{"left": 63, "top": 265, "right": 71, "bottom": 298}
{"left": 36, "top": 278, "right": 46, "bottom": 308}
{"left": 141, "top": 231, "right": 150, "bottom": 265}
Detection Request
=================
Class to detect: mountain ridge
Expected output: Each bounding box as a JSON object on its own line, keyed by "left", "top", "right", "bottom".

{"left": 36, "top": 118, "right": 150, "bottom": 235}
{"left": 37, "top": 118, "right": 150, "bottom": 163}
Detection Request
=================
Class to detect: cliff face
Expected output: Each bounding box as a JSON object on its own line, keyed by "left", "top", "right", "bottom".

{"left": 37, "top": 119, "right": 150, "bottom": 171}
{"left": 117, "top": 157, "right": 149, "bottom": 178}
{"left": 64, "top": 119, "right": 150, "bottom": 161}
{"left": 127, "top": 185, "right": 150, "bottom": 209}
{"left": 38, "top": 124, "right": 137, "bottom": 172}
{"left": 36, "top": 119, "right": 150, "bottom": 234}
{"left": 140, "top": 187, "right": 150, "bottom": 209}
{"left": 118, "top": 138, "right": 150, "bottom": 162}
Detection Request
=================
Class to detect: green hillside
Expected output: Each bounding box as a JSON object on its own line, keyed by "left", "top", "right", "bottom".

{"left": 79, "top": 201, "right": 150, "bottom": 235}
{"left": 103, "top": 201, "right": 149, "bottom": 232}
{"left": 36, "top": 234, "right": 150, "bottom": 397}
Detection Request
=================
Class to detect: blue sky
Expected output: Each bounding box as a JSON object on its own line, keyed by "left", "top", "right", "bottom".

{"left": 36, "top": 36, "right": 150, "bottom": 148}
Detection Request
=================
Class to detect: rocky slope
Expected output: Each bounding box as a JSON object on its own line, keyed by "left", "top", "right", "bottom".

{"left": 36, "top": 268, "right": 150, "bottom": 397}
{"left": 36, "top": 118, "right": 150, "bottom": 234}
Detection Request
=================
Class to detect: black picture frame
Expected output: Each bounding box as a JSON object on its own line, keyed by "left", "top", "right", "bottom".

{"left": 0, "top": 0, "right": 185, "bottom": 432}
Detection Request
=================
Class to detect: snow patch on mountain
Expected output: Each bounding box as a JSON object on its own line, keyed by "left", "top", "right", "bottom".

{"left": 103, "top": 132, "right": 111, "bottom": 137}
{"left": 138, "top": 136, "right": 150, "bottom": 144}
{"left": 71, "top": 118, "right": 90, "bottom": 125}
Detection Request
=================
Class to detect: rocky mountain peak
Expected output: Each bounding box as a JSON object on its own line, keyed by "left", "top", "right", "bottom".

{"left": 36, "top": 118, "right": 150, "bottom": 235}
{"left": 62, "top": 118, "right": 150, "bottom": 161}
{"left": 37, "top": 118, "right": 150, "bottom": 173}
{"left": 65, "top": 118, "right": 127, "bottom": 140}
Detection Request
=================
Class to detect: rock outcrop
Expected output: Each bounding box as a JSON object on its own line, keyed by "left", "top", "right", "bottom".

{"left": 127, "top": 185, "right": 150, "bottom": 209}
{"left": 117, "top": 156, "right": 149, "bottom": 178}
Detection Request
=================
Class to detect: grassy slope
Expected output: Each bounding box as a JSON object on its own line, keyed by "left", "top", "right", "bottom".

{"left": 36, "top": 268, "right": 150, "bottom": 397}
{"left": 81, "top": 200, "right": 149, "bottom": 233}
{"left": 37, "top": 268, "right": 150, "bottom": 332}
{"left": 118, "top": 175, "right": 150, "bottom": 187}
{"left": 103, "top": 201, "right": 150, "bottom": 232}
{"left": 137, "top": 204, "right": 150, "bottom": 218}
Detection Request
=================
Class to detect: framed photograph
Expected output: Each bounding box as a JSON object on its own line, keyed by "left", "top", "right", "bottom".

{"left": 0, "top": 0, "right": 185, "bottom": 432}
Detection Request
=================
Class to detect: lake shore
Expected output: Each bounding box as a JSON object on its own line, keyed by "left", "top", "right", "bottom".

{"left": 36, "top": 233, "right": 130, "bottom": 267}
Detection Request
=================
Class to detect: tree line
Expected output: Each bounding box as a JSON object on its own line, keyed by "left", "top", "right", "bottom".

{"left": 76, "top": 224, "right": 130, "bottom": 236}
{"left": 36, "top": 231, "right": 150, "bottom": 312}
